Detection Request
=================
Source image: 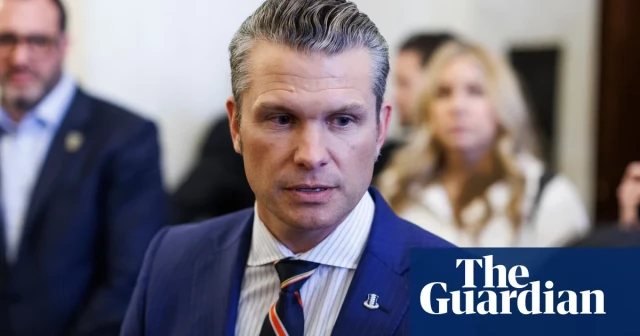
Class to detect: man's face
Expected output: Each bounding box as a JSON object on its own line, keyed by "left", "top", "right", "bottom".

{"left": 393, "top": 50, "right": 424, "bottom": 127}
{"left": 227, "top": 41, "right": 391, "bottom": 233}
{"left": 0, "top": 0, "right": 67, "bottom": 112}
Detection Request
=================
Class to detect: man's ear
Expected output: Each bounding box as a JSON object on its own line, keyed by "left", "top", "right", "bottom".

{"left": 376, "top": 101, "right": 393, "bottom": 154}
{"left": 226, "top": 97, "right": 242, "bottom": 154}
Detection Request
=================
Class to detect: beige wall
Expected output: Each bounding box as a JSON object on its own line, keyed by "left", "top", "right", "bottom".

{"left": 470, "top": 0, "right": 600, "bottom": 218}
{"left": 63, "top": 0, "right": 84, "bottom": 81}
{"left": 68, "top": 0, "right": 267, "bottom": 189}
{"left": 65, "top": 0, "right": 599, "bottom": 218}
{"left": 359, "top": 0, "right": 600, "bottom": 217}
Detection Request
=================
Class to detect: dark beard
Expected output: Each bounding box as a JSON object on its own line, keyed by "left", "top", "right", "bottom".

{"left": 3, "top": 68, "right": 62, "bottom": 114}
{"left": 12, "top": 97, "right": 38, "bottom": 112}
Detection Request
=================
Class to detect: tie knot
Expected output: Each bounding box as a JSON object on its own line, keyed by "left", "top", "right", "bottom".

{"left": 274, "top": 258, "right": 319, "bottom": 292}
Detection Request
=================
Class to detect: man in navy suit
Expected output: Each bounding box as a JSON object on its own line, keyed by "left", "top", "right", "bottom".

{"left": 0, "top": 0, "right": 168, "bottom": 335}
{"left": 122, "top": 0, "right": 452, "bottom": 335}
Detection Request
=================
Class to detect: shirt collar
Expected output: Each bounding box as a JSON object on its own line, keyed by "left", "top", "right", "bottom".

{"left": 247, "top": 191, "right": 375, "bottom": 270}
{"left": 0, "top": 73, "right": 77, "bottom": 132}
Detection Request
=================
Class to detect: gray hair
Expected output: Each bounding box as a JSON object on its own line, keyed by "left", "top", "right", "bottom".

{"left": 229, "top": 0, "right": 389, "bottom": 122}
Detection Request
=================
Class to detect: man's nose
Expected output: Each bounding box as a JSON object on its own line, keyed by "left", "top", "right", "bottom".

{"left": 8, "top": 43, "right": 30, "bottom": 66}
{"left": 293, "top": 124, "right": 330, "bottom": 170}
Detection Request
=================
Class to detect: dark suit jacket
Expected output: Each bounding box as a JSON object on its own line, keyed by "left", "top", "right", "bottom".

{"left": 0, "top": 88, "right": 168, "bottom": 336}
{"left": 121, "top": 187, "right": 454, "bottom": 336}
{"left": 567, "top": 226, "right": 640, "bottom": 247}
{"left": 171, "top": 116, "right": 254, "bottom": 223}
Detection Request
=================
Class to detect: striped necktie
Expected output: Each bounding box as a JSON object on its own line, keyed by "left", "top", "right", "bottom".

{"left": 260, "top": 258, "right": 319, "bottom": 336}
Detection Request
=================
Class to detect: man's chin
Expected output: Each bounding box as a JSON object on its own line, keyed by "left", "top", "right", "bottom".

{"left": 4, "top": 91, "right": 42, "bottom": 111}
{"left": 281, "top": 209, "right": 348, "bottom": 232}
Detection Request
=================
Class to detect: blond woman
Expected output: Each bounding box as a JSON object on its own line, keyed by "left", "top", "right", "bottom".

{"left": 378, "top": 41, "right": 590, "bottom": 247}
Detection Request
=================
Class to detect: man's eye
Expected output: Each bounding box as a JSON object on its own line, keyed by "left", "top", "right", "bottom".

{"left": 27, "top": 36, "right": 50, "bottom": 47}
{"left": 0, "top": 34, "right": 17, "bottom": 46}
{"left": 334, "top": 116, "right": 354, "bottom": 127}
{"left": 274, "top": 115, "right": 292, "bottom": 125}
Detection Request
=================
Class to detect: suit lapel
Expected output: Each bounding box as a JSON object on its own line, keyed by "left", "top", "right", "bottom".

{"left": 191, "top": 211, "right": 253, "bottom": 336}
{"left": 331, "top": 252, "right": 409, "bottom": 335}
{"left": 21, "top": 89, "right": 90, "bottom": 255}
{"left": 0, "top": 214, "right": 6, "bottom": 285}
{"left": 332, "top": 188, "right": 413, "bottom": 335}
{"left": 0, "top": 214, "right": 5, "bottom": 263}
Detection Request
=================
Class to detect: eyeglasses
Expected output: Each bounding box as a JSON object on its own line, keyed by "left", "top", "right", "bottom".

{"left": 0, "top": 33, "right": 61, "bottom": 58}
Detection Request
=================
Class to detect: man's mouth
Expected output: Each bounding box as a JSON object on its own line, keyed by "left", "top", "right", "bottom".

{"left": 288, "top": 185, "right": 334, "bottom": 192}
{"left": 8, "top": 72, "right": 36, "bottom": 85}
{"left": 295, "top": 187, "right": 328, "bottom": 192}
{"left": 284, "top": 185, "right": 337, "bottom": 203}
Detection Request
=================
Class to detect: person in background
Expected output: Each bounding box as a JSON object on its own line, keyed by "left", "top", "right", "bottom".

{"left": 373, "top": 32, "right": 455, "bottom": 177}
{"left": 0, "top": 0, "right": 167, "bottom": 335}
{"left": 378, "top": 40, "right": 590, "bottom": 247}
{"left": 393, "top": 33, "right": 457, "bottom": 131}
{"left": 560, "top": 161, "right": 640, "bottom": 247}
{"left": 121, "top": 1, "right": 452, "bottom": 335}
{"left": 618, "top": 161, "right": 640, "bottom": 227}
{"left": 171, "top": 113, "right": 254, "bottom": 223}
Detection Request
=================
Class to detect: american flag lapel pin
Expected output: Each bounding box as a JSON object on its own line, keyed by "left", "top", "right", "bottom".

{"left": 65, "top": 131, "right": 84, "bottom": 153}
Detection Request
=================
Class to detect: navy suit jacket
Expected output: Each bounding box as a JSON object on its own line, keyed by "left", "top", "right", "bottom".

{"left": 121, "top": 187, "right": 454, "bottom": 336}
{"left": 0, "top": 88, "right": 168, "bottom": 336}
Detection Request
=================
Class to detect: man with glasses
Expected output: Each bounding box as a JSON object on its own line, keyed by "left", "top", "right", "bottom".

{"left": 0, "top": 1, "right": 168, "bottom": 335}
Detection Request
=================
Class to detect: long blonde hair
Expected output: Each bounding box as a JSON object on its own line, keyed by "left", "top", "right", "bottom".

{"left": 378, "top": 40, "right": 541, "bottom": 239}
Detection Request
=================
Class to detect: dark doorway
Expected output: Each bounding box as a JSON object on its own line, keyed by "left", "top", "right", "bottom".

{"left": 596, "top": 0, "right": 640, "bottom": 221}
{"left": 509, "top": 46, "right": 561, "bottom": 169}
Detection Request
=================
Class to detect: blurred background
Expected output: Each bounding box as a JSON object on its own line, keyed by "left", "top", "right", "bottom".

{"left": 61, "top": 0, "right": 636, "bottom": 223}
{"left": 3, "top": 1, "right": 639, "bottom": 334}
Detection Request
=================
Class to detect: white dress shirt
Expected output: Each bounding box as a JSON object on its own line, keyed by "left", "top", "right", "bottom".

{"left": 0, "top": 74, "right": 76, "bottom": 262}
{"left": 235, "top": 191, "right": 375, "bottom": 336}
{"left": 397, "top": 154, "right": 590, "bottom": 247}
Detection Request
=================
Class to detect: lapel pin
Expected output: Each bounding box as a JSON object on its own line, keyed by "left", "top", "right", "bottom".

{"left": 65, "top": 131, "right": 84, "bottom": 153}
{"left": 363, "top": 293, "right": 380, "bottom": 310}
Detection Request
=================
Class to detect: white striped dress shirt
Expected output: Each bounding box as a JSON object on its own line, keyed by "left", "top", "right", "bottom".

{"left": 235, "top": 192, "right": 375, "bottom": 336}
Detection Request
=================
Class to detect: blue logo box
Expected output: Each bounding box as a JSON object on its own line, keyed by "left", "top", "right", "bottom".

{"left": 410, "top": 248, "right": 640, "bottom": 335}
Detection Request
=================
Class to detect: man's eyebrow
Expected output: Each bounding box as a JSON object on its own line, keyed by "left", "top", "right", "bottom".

{"left": 253, "top": 102, "right": 369, "bottom": 115}
{"left": 253, "top": 103, "right": 296, "bottom": 114}
{"left": 330, "top": 103, "right": 369, "bottom": 115}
